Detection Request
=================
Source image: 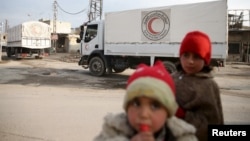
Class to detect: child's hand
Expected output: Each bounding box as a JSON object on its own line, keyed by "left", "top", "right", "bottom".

{"left": 130, "top": 132, "right": 155, "bottom": 141}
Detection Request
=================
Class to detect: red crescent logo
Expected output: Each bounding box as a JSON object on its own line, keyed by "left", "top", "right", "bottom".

{"left": 85, "top": 44, "right": 89, "bottom": 50}
{"left": 142, "top": 10, "right": 170, "bottom": 41}
{"left": 147, "top": 17, "right": 159, "bottom": 35}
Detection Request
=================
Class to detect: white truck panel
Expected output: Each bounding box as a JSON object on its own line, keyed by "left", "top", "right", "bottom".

{"left": 7, "top": 21, "right": 51, "bottom": 49}
{"left": 104, "top": 0, "right": 228, "bottom": 59}
{"left": 105, "top": 0, "right": 227, "bottom": 43}
{"left": 105, "top": 9, "right": 142, "bottom": 43}
{"left": 105, "top": 44, "right": 180, "bottom": 57}
{"left": 105, "top": 43, "right": 227, "bottom": 58}
{"left": 170, "top": 0, "right": 227, "bottom": 42}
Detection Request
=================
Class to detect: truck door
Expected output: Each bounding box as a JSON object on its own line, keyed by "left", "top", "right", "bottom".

{"left": 82, "top": 24, "right": 98, "bottom": 55}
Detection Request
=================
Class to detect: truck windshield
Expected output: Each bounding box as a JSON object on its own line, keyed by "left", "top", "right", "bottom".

{"left": 84, "top": 24, "right": 98, "bottom": 43}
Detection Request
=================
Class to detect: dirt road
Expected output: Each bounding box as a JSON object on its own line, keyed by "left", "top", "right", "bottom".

{"left": 0, "top": 53, "right": 250, "bottom": 141}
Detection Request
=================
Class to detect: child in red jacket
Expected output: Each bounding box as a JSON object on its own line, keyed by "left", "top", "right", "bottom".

{"left": 172, "top": 31, "right": 224, "bottom": 141}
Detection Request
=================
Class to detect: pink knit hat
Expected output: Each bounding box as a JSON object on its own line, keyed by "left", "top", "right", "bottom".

{"left": 123, "top": 61, "right": 178, "bottom": 117}
{"left": 180, "top": 31, "right": 211, "bottom": 65}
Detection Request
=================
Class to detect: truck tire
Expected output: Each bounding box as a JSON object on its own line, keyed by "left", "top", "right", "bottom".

{"left": 89, "top": 56, "right": 106, "bottom": 76}
{"left": 162, "top": 61, "right": 176, "bottom": 73}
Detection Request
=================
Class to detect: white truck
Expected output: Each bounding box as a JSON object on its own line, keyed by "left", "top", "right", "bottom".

{"left": 78, "top": 0, "right": 228, "bottom": 76}
{"left": 6, "top": 21, "right": 51, "bottom": 59}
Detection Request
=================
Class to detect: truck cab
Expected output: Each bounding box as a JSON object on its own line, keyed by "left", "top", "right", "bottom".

{"left": 78, "top": 21, "right": 109, "bottom": 76}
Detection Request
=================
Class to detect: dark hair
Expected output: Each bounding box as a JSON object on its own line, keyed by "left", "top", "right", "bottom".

{"left": 176, "top": 62, "right": 213, "bottom": 73}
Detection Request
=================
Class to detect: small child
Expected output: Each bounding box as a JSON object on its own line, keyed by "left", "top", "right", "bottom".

{"left": 172, "top": 31, "right": 224, "bottom": 141}
{"left": 94, "top": 61, "right": 197, "bottom": 141}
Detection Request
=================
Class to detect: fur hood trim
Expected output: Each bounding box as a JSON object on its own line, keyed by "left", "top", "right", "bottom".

{"left": 93, "top": 113, "right": 133, "bottom": 141}
{"left": 167, "top": 116, "right": 197, "bottom": 141}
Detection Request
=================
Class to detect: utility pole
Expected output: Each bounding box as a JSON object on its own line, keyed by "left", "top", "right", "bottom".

{"left": 52, "top": 0, "right": 58, "bottom": 53}
{"left": 88, "top": 0, "right": 103, "bottom": 21}
{"left": 5, "top": 20, "right": 8, "bottom": 33}
{"left": 0, "top": 21, "right": 3, "bottom": 62}
{"left": 0, "top": 20, "right": 8, "bottom": 61}
{"left": 0, "top": 21, "right": 6, "bottom": 62}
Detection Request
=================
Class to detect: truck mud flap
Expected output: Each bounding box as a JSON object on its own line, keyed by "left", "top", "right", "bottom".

{"left": 78, "top": 56, "right": 89, "bottom": 68}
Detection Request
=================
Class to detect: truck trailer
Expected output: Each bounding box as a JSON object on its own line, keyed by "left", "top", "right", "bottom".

{"left": 5, "top": 21, "right": 51, "bottom": 59}
{"left": 78, "top": 0, "right": 228, "bottom": 76}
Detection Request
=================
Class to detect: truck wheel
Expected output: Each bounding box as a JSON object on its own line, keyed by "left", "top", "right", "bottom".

{"left": 89, "top": 56, "right": 106, "bottom": 76}
{"left": 162, "top": 61, "right": 176, "bottom": 73}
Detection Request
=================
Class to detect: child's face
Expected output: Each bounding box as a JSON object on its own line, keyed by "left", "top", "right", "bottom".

{"left": 180, "top": 52, "right": 205, "bottom": 74}
{"left": 127, "top": 96, "right": 168, "bottom": 133}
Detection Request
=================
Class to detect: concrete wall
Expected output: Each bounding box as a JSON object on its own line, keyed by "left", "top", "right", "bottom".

{"left": 228, "top": 30, "right": 250, "bottom": 62}
{"left": 42, "top": 20, "right": 71, "bottom": 34}
{"left": 65, "top": 34, "right": 80, "bottom": 53}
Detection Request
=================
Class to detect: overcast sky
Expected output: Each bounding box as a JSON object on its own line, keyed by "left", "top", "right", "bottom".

{"left": 0, "top": 0, "right": 249, "bottom": 28}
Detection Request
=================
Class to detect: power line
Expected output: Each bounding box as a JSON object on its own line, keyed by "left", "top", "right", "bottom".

{"left": 56, "top": 1, "right": 86, "bottom": 15}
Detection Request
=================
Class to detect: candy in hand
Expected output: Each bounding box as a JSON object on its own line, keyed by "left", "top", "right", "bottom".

{"left": 140, "top": 124, "right": 149, "bottom": 132}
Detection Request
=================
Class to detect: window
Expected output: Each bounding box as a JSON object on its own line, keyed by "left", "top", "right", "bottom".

{"left": 84, "top": 24, "right": 98, "bottom": 43}
{"left": 228, "top": 43, "right": 240, "bottom": 54}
